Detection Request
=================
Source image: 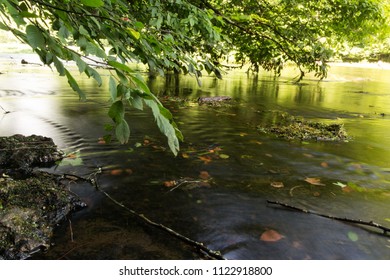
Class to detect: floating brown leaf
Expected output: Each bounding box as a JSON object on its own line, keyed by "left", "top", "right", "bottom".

{"left": 303, "top": 153, "right": 314, "bottom": 158}
{"left": 304, "top": 177, "right": 326, "bottom": 186}
{"left": 199, "top": 171, "right": 211, "bottom": 180}
{"left": 110, "top": 169, "right": 123, "bottom": 176}
{"left": 198, "top": 155, "right": 212, "bottom": 164}
{"left": 163, "top": 180, "right": 177, "bottom": 187}
{"left": 260, "top": 229, "right": 284, "bottom": 242}
{"left": 181, "top": 153, "right": 190, "bottom": 159}
{"left": 321, "top": 162, "right": 329, "bottom": 168}
{"left": 270, "top": 181, "right": 284, "bottom": 188}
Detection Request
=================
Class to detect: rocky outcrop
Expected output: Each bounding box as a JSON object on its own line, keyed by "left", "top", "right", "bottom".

{"left": 0, "top": 134, "right": 85, "bottom": 259}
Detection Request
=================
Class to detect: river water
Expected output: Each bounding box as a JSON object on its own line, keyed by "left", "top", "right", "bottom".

{"left": 1, "top": 54, "right": 390, "bottom": 259}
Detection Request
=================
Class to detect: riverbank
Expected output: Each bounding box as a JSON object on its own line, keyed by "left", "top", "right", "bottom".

{"left": 0, "top": 135, "right": 86, "bottom": 259}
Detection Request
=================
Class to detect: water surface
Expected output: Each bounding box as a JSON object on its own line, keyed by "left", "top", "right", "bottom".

{"left": 1, "top": 54, "right": 389, "bottom": 259}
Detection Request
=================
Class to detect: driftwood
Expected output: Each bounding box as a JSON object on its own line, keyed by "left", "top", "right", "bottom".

{"left": 267, "top": 200, "right": 390, "bottom": 235}
{"left": 197, "top": 96, "right": 232, "bottom": 104}
{"left": 60, "top": 170, "right": 226, "bottom": 260}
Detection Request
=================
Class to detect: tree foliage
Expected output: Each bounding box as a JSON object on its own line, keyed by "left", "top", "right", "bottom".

{"left": 0, "top": 0, "right": 388, "bottom": 153}
{"left": 203, "top": 0, "right": 388, "bottom": 80}
{"left": 0, "top": 0, "right": 225, "bottom": 155}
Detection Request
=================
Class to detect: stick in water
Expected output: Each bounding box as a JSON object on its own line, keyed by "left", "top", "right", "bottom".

{"left": 267, "top": 200, "right": 390, "bottom": 235}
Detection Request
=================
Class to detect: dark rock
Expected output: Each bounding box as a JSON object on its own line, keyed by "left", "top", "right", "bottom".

{"left": 0, "top": 135, "right": 85, "bottom": 259}
{"left": 0, "top": 134, "right": 63, "bottom": 172}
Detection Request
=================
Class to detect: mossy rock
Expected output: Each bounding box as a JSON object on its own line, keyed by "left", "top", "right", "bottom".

{"left": 257, "top": 111, "right": 349, "bottom": 142}
{"left": 0, "top": 172, "right": 86, "bottom": 259}
{"left": 0, "top": 134, "right": 63, "bottom": 171}
{"left": 0, "top": 135, "right": 85, "bottom": 259}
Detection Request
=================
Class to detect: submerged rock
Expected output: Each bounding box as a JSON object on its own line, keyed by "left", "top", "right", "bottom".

{"left": 0, "top": 134, "right": 85, "bottom": 259}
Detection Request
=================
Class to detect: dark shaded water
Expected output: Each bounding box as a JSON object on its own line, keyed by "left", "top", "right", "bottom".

{"left": 1, "top": 55, "right": 390, "bottom": 259}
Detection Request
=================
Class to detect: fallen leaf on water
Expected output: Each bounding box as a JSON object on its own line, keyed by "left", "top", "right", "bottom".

{"left": 241, "top": 155, "right": 253, "bottom": 159}
{"left": 199, "top": 171, "right": 210, "bottom": 180}
{"left": 260, "top": 229, "right": 284, "bottom": 242}
{"left": 303, "top": 153, "right": 314, "bottom": 158}
{"left": 321, "top": 162, "right": 329, "bottom": 168}
{"left": 163, "top": 180, "right": 177, "bottom": 187}
{"left": 292, "top": 241, "right": 304, "bottom": 249}
{"left": 304, "top": 177, "right": 326, "bottom": 186}
{"left": 66, "top": 152, "right": 78, "bottom": 159}
{"left": 249, "top": 140, "right": 263, "bottom": 145}
{"left": 110, "top": 169, "right": 123, "bottom": 176}
{"left": 219, "top": 154, "right": 230, "bottom": 159}
{"left": 347, "top": 231, "right": 359, "bottom": 242}
{"left": 270, "top": 181, "right": 284, "bottom": 188}
{"left": 342, "top": 186, "right": 353, "bottom": 193}
{"left": 181, "top": 153, "right": 190, "bottom": 159}
{"left": 333, "top": 182, "right": 347, "bottom": 188}
{"left": 265, "top": 153, "right": 273, "bottom": 158}
{"left": 199, "top": 155, "right": 212, "bottom": 164}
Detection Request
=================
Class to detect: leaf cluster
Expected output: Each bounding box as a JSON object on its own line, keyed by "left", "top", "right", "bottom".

{"left": 0, "top": 0, "right": 227, "bottom": 155}
{"left": 204, "top": 0, "right": 387, "bottom": 80}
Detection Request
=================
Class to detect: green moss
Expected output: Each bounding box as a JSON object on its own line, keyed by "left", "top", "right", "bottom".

{"left": 257, "top": 111, "right": 349, "bottom": 142}
{"left": 0, "top": 134, "right": 85, "bottom": 259}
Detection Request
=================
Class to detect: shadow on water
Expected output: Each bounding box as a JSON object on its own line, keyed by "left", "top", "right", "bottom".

{"left": 1, "top": 56, "right": 390, "bottom": 259}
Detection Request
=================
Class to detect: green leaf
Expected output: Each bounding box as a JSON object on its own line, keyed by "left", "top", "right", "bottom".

{"left": 53, "top": 56, "right": 65, "bottom": 76}
{"left": 109, "top": 76, "right": 117, "bottom": 101}
{"left": 219, "top": 154, "right": 230, "bottom": 159}
{"left": 144, "top": 99, "right": 180, "bottom": 156}
{"left": 58, "top": 151, "right": 83, "bottom": 166}
{"left": 20, "top": 12, "right": 39, "bottom": 18}
{"left": 108, "top": 100, "right": 124, "bottom": 123}
{"left": 134, "top": 21, "right": 145, "bottom": 29}
{"left": 116, "top": 119, "right": 130, "bottom": 144}
{"left": 108, "top": 60, "right": 133, "bottom": 73}
{"left": 79, "top": 25, "right": 90, "bottom": 37}
{"left": 26, "top": 25, "right": 45, "bottom": 49}
{"left": 80, "top": 0, "right": 104, "bottom": 8}
{"left": 130, "top": 90, "right": 144, "bottom": 110}
{"left": 73, "top": 54, "right": 87, "bottom": 73}
{"left": 129, "top": 73, "right": 152, "bottom": 95}
{"left": 85, "top": 66, "right": 102, "bottom": 86}
{"left": 127, "top": 28, "right": 140, "bottom": 40}
{"left": 64, "top": 69, "right": 86, "bottom": 100}
{"left": 347, "top": 231, "right": 359, "bottom": 242}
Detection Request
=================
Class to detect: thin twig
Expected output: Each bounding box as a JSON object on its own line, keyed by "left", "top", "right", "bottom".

{"left": 68, "top": 218, "right": 74, "bottom": 242}
{"left": 267, "top": 200, "right": 390, "bottom": 235}
{"left": 169, "top": 180, "right": 203, "bottom": 192}
{"left": 0, "top": 104, "right": 11, "bottom": 114}
{"left": 60, "top": 170, "right": 225, "bottom": 260}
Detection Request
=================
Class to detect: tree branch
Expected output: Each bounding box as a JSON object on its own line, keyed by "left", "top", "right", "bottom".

{"left": 29, "top": 0, "right": 122, "bottom": 27}
{"left": 267, "top": 200, "right": 390, "bottom": 235}
{"left": 59, "top": 170, "right": 225, "bottom": 260}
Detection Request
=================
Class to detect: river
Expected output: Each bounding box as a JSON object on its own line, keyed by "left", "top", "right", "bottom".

{"left": 1, "top": 54, "right": 389, "bottom": 259}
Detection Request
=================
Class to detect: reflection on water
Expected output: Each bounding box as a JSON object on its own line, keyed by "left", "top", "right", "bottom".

{"left": 1, "top": 56, "right": 390, "bottom": 259}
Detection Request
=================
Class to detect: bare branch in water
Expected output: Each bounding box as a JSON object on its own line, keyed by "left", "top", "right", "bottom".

{"left": 267, "top": 200, "right": 390, "bottom": 235}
